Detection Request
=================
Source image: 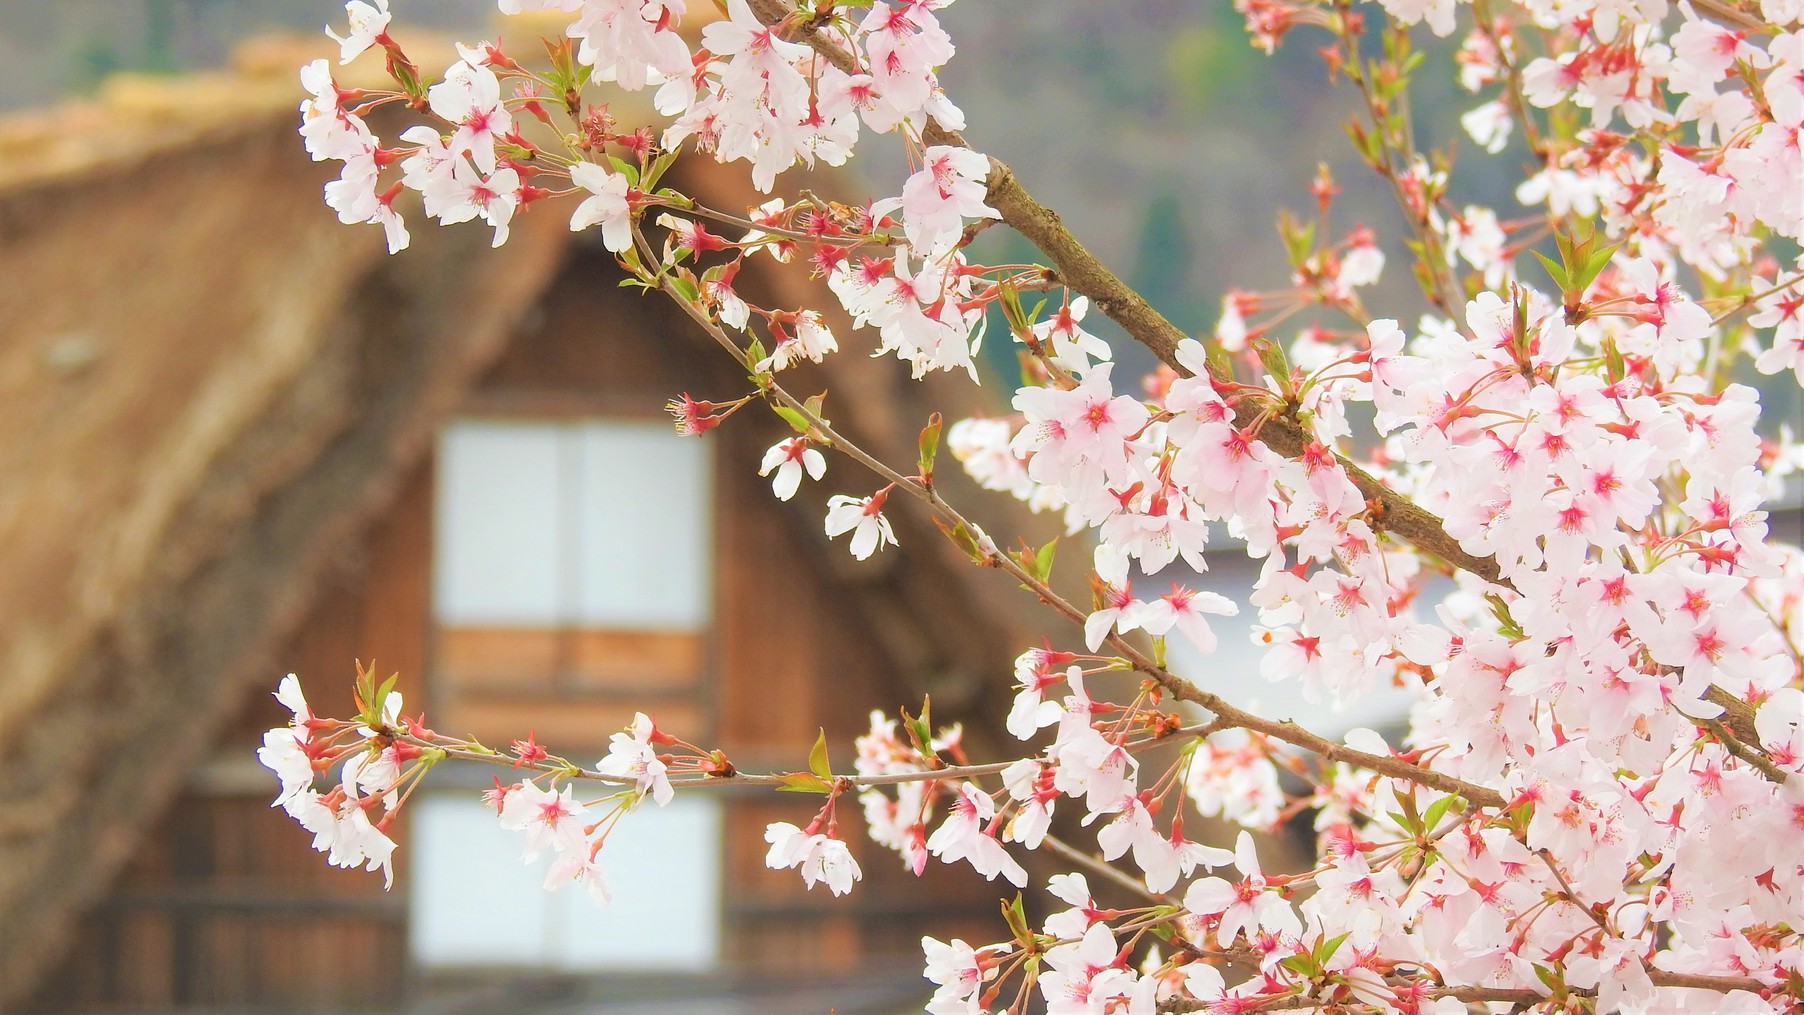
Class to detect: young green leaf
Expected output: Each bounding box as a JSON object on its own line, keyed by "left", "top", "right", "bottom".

{"left": 808, "top": 728, "right": 832, "bottom": 782}
{"left": 918, "top": 412, "right": 943, "bottom": 485}
{"left": 774, "top": 772, "right": 834, "bottom": 794}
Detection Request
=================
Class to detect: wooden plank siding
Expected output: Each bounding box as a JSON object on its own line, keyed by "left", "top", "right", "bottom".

{"left": 27, "top": 250, "right": 1002, "bottom": 1012}
{"left": 24, "top": 462, "right": 433, "bottom": 1012}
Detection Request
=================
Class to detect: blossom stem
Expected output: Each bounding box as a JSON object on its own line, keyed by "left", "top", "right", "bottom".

{"left": 1042, "top": 834, "right": 1173, "bottom": 905}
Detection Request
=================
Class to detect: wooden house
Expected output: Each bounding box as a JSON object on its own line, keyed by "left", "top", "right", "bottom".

{"left": 0, "top": 35, "right": 1054, "bottom": 1013}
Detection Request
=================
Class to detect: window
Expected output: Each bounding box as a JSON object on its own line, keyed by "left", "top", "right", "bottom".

{"left": 411, "top": 417, "right": 721, "bottom": 971}
{"left": 409, "top": 793, "right": 723, "bottom": 970}
{"left": 433, "top": 419, "right": 711, "bottom": 629}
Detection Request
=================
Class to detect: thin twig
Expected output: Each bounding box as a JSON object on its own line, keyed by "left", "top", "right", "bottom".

{"left": 1042, "top": 834, "right": 1173, "bottom": 905}
{"left": 396, "top": 736, "right": 1021, "bottom": 791}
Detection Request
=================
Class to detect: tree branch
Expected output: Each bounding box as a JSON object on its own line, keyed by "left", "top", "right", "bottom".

{"left": 744, "top": 0, "right": 1510, "bottom": 590}
{"left": 395, "top": 735, "right": 1024, "bottom": 791}
{"left": 1042, "top": 834, "right": 1173, "bottom": 905}
{"left": 633, "top": 223, "right": 1512, "bottom": 812}
{"left": 1156, "top": 969, "right": 1773, "bottom": 1012}
{"left": 1690, "top": 0, "right": 1771, "bottom": 32}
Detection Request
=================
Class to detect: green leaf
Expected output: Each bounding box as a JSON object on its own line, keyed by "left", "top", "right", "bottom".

{"left": 773, "top": 405, "right": 811, "bottom": 435}
{"left": 606, "top": 156, "right": 640, "bottom": 186}
{"left": 374, "top": 672, "right": 399, "bottom": 718}
{"left": 1276, "top": 208, "right": 1315, "bottom": 268}
{"left": 1314, "top": 932, "right": 1351, "bottom": 966}
{"left": 897, "top": 699, "right": 937, "bottom": 762}
{"left": 1485, "top": 593, "right": 1524, "bottom": 639}
{"left": 1249, "top": 336, "right": 1294, "bottom": 393}
{"left": 542, "top": 35, "right": 576, "bottom": 85}
{"left": 1280, "top": 954, "right": 1322, "bottom": 977}
{"left": 774, "top": 772, "right": 834, "bottom": 794}
{"left": 389, "top": 59, "right": 425, "bottom": 101}
{"left": 355, "top": 661, "right": 376, "bottom": 709}
{"left": 1576, "top": 241, "right": 1622, "bottom": 294}
{"left": 808, "top": 728, "right": 832, "bottom": 781}
{"left": 1422, "top": 794, "right": 1461, "bottom": 832}
{"left": 641, "top": 149, "right": 680, "bottom": 193}
{"left": 933, "top": 516, "right": 987, "bottom": 563}
{"left": 918, "top": 413, "right": 942, "bottom": 484}
{"left": 1533, "top": 250, "right": 1568, "bottom": 293}
{"left": 1030, "top": 536, "right": 1058, "bottom": 584}
{"left": 998, "top": 281, "right": 1028, "bottom": 337}
{"left": 1001, "top": 893, "right": 1032, "bottom": 944}
{"left": 1010, "top": 537, "right": 1059, "bottom": 590}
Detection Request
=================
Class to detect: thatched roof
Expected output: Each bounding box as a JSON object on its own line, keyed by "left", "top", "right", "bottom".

{"left": 0, "top": 34, "right": 1050, "bottom": 1007}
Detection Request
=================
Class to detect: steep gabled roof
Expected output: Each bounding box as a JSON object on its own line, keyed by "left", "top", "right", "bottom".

{"left": 0, "top": 35, "right": 1051, "bottom": 1006}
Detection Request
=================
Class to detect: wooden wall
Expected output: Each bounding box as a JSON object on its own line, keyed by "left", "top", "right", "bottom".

{"left": 26, "top": 462, "right": 432, "bottom": 1012}
{"left": 458, "top": 250, "right": 1001, "bottom": 972}
{"left": 28, "top": 250, "right": 1001, "bottom": 1011}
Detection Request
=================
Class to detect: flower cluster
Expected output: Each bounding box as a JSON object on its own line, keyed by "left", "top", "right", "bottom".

{"left": 265, "top": 0, "right": 1804, "bottom": 1011}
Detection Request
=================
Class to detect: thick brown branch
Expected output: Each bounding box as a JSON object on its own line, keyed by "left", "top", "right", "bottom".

{"left": 945, "top": 151, "right": 1506, "bottom": 584}
{"left": 1695, "top": 711, "right": 1792, "bottom": 787}
{"left": 1690, "top": 0, "right": 1771, "bottom": 31}
{"left": 1156, "top": 968, "right": 1774, "bottom": 1012}
{"left": 745, "top": 0, "right": 1508, "bottom": 589}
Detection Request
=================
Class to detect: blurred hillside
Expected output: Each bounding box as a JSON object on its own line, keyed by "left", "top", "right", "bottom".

{"left": 1, "top": 2, "right": 1510, "bottom": 354}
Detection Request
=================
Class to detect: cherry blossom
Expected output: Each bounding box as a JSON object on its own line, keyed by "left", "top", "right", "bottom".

{"left": 325, "top": 0, "right": 391, "bottom": 65}
{"left": 1182, "top": 831, "right": 1300, "bottom": 947}
{"left": 758, "top": 437, "right": 827, "bottom": 501}
{"left": 273, "top": 0, "right": 1804, "bottom": 1009}
{"left": 823, "top": 491, "right": 898, "bottom": 560}
{"left": 925, "top": 783, "right": 1027, "bottom": 887}
{"left": 568, "top": 161, "right": 632, "bottom": 252}
{"left": 427, "top": 59, "right": 513, "bottom": 173}
{"left": 893, "top": 146, "right": 996, "bottom": 256}
{"left": 594, "top": 711, "right": 674, "bottom": 806}
{"left": 763, "top": 822, "right": 862, "bottom": 896}
{"left": 922, "top": 936, "right": 991, "bottom": 1015}
{"left": 497, "top": 781, "right": 587, "bottom": 862}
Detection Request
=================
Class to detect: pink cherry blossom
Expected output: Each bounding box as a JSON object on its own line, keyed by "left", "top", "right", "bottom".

{"left": 568, "top": 161, "right": 632, "bottom": 252}
{"left": 595, "top": 712, "right": 674, "bottom": 806}
{"left": 763, "top": 822, "right": 862, "bottom": 896}
{"left": 325, "top": 0, "right": 391, "bottom": 65}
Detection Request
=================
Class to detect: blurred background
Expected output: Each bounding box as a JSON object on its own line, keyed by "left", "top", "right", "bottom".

{"left": 0, "top": 3, "right": 1796, "bottom": 1014}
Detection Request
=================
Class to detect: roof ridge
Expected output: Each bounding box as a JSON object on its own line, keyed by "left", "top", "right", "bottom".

{"left": 0, "top": 33, "right": 403, "bottom": 193}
